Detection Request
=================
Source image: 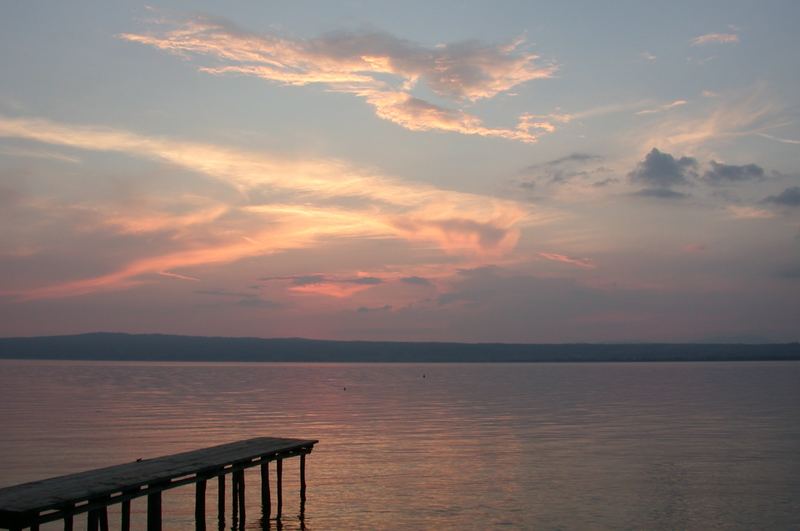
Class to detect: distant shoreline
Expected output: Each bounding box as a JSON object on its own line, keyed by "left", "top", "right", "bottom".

{"left": 1, "top": 333, "right": 798, "bottom": 363}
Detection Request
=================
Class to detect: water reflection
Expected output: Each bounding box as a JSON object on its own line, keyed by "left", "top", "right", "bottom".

{"left": 1, "top": 361, "right": 799, "bottom": 530}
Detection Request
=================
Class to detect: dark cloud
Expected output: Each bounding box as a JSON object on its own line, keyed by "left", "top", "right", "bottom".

{"left": 237, "top": 297, "right": 282, "bottom": 309}
{"left": 628, "top": 148, "right": 697, "bottom": 188}
{"left": 261, "top": 274, "right": 383, "bottom": 286}
{"left": 400, "top": 276, "right": 432, "bottom": 286}
{"left": 704, "top": 161, "right": 765, "bottom": 184}
{"left": 592, "top": 177, "right": 618, "bottom": 187}
{"left": 195, "top": 289, "right": 253, "bottom": 298}
{"left": 775, "top": 265, "right": 800, "bottom": 279}
{"left": 356, "top": 304, "right": 392, "bottom": 313}
{"left": 633, "top": 188, "right": 689, "bottom": 200}
{"left": 348, "top": 276, "right": 383, "bottom": 285}
{"left": 545, "top": 153, "right": 603, "bottom": 166}
{"left": 764, "top": 186, "right": 800, "bottom": 207}
{"left": 195, "top": 289, "right": 280, "bottom": 309}
{"left": 290, "top": 275, "right": 327, "bottom": 286}
{"left": 522, "top": 153, "right": 602, "bottom": 174}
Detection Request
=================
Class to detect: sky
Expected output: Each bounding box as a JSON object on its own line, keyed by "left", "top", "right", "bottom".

{"left": 1, "top": 1, "right": 798, "bottom": 342}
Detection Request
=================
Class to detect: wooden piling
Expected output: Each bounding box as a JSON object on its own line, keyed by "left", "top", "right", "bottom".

{"left": 64, "top": 511, "right": 74, "bottom": 531}
{"left": 300, "top": 453, "right": 307, "bottom": 518}
{"left": 236, "top": 469, "right": 246, "bottom": 527}
{"left": 231, "top": 469, "right": 239, "bottom": 525}
{"left": 120, "top": 499, "right": 130, "bottom": 531}
{"left": 98, "top": 506, "right": 109, "bottom": 531}
{"left": 87, "top": 510, "right": 99, "bottom": 531}
{"left": 195, "top": 478, "right": 206, "bottom": 531}
{"left": 260, "top": 461, "right": 270, "bottom": 519}
{"left": 276, "top": 458, "right": 283, "bottom": 520}
{"left": 217, "top": 472, "right": 225, "bottom": 528}
{"left": 146, "top": 491, "right": 162, "bottom": 531}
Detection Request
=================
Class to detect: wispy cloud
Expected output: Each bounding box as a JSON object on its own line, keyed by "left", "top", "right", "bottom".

{"left": 635, "top": 100, "right": 687, "bottom": 115}
{"left": 757, "top": 132, "right": 800, "bottom": 145}
{"left": 637, "top": 87, "right": 788, "bottom": 153}
{"left": 726, "top": 205, "right": 775, "bottom": 219}
{"left": 538, "top": 252, "right": 596, "bottom": 269}
{"left": 0, "top": 145, "right": 81, "bottom": 163}
{"left": 0, "top": 115, "right": 541, "bottom": 299}
{"left": 120, "top": 18, "right": 557, "bottom": 142}
{"left": 691, "top": 33, "right": 739, "bottom": 46}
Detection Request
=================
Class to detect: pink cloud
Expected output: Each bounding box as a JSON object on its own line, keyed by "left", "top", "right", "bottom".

{"left": 120, "top": 18, "right": 558, "bottom": 142}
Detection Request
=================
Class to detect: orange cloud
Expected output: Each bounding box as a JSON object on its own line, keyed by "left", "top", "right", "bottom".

{"left": 120, "top": 18, "right": 557, "bottom": 142}
{"left": 691, "top": 33, "right": 739, "bottom": 46}
{"left": 0, "top": 115, "right": 542, "bottom": 299}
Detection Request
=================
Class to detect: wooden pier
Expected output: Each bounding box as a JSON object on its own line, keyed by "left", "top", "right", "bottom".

{"left": 0, "top": 437, "right": 317, "bottom": 530}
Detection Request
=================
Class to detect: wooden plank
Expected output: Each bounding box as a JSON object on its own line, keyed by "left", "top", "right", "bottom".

{"left": 0, "top": 437, "right": 316, "bottom": 521}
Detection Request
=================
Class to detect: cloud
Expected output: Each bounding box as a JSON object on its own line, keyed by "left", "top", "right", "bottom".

{"left": 261, "top": 274, "right": 385, "bottom": 298}
{"left": 0, "top": 115, "right": 539, "bottom": 299}
{"left": 538, "top": 252, "right": 596, "bottom": 269}
{"left": 635, "top": 100, "right": 687, "bottom": 115}
{"left": 0, "top": 145, "right": 81, "bottom": 164}
{"left": 726, "top": 205, "right": 775, "bottom": 219}
{"left": 637, "top": 87, "right": 784, "bottom": 152}
{"left": 757, "top": 132, "right": 800, "bottom": 145}
{"left": 400, "top": 276, "right": 432, "bottom": 286}
{"left": 703, "top": 160, "right": 765, "bottom": 184}
{"left": 628, "top": 148, "right": 698, "bottom": 188}
{"left": 356, "top": 304, "right": 392, "bottom": 313}
{"left": 633, "top": 188, "right": 689, "bottom": 200}
{"left": 120, "top": 18, "right": 557, "bottom": 142}
{"left": 691, "top": 33, "right": 739, "bottom": 46}
{"left": 764, "top": 186, "right": 800, "bottom": 207}
{"left": 640, "top": 51, "right": 657, "bottom": 62}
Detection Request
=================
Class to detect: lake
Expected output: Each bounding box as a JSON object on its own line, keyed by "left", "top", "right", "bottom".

{"left": 1, "top": 360, "right": 798, "bottom": 530}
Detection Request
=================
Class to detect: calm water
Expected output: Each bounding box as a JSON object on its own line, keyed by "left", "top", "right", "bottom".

{"left": 0, "top": 360, "right": 798, "bottom": 530}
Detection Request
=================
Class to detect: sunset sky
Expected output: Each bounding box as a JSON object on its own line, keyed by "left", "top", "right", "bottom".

{"left": 1, "top": 1, "right": 798, "bottom": 342}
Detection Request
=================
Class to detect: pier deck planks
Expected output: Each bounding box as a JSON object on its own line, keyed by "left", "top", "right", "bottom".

{"left": 0, "top": 437, "right": 316, "bottom": 527}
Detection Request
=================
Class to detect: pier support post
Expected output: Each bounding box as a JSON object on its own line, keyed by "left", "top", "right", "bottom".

{"left": 236, "top": 469, "right": 246, "bottom": 526}
{"left": 300, "top": 453, "right": 307, "bottom": 518}
{"left": 232, "top": 470, "right": 238, "bottom": 525}
{"left": 260, "top": 461, "right": 270, "bottom": 519}
{"left": 195, "top": 478, "right": 207, "bottom": 531}
{"left": 217, "top": 473, "right": 225, "bottom": 528}
{"left": 276, "top": 459, "right": 283, "bottom": 520}
{"left": 146, "top": 491, "right": 162, "bottom": 531}
{"left": 64, "top": 512, "right": 74, "bottom": 531}
{"left": 87, "top": 509, "right": 99, "bottom": 531}
{"left": 121, "top": 499, "right": 130, "bottom": 531}
{"left": 98, "top": 507, "right": 109, "bottom": 531}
